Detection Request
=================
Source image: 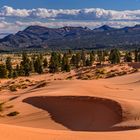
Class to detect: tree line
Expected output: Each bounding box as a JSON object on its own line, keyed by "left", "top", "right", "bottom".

{"left": 0, "top": 48, "right": 140, "bottom": 78}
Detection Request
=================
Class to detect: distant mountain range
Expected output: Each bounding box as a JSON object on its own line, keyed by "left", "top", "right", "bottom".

{"left": 1, "top": 25, "right": 140, "bottom": 50}
{"left": 0, "top": 33, "right": 10, "bottom": 39}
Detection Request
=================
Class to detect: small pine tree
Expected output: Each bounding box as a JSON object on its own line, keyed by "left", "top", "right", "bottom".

{"left": 70, "top": 55, "right": 77, "bottom": 66}
{"left": 134, "top": 49, "right": 138, "bottom": 62}
{"left": 86, "top": 58, "right": 91, "bottom": 66}
{"left": 20, "top": 52, "right": 31, "bottom": 76}
{"left": 34, "top": 55, "right": 43, "bottom": 74}
{"left": 30, "top": 60, "right": 35, "bottom": 73}
{"left": 43, "top": 58, "right": 48, "bottom": 68}
{"left": 16, "top": 64, "right": 23, "bottom": 76}
{"left": 89, "top": 52, "right": 95, "bottom": 66}
{"left": 49, "top": 52, "right": 60, "bottom": 73}
{"left": 39, "top": 53, "right": 43, "bottom": 61}
{"left": 16, "top": 64, "right": 20, "bottom": 75}
{"left": 97, "top": 50, "right": 105, "bottom": 65}
{"left": 75, "top": 53, "right": 81, "bottom": 68}
{"left": 0, "top": 64, "right": 8, "bottom": 78}
{"left": 81, "top": 50, "right": 86, "bottom": 66}
{"left": 103, "top": 50, "right": 109, "bottom": 57}
{"left": 65, "top": 64, "right": 71, "bottom": 72}
{"left": 61, "top": 53, "right": 71, "bottom": 72}
{"left": 6, "top": 57, "right": 13, "bottom": 78}
{"left": 12, "top": 70, "right": 18, "bottom": 79}
{"left": 109, "top": 49, "right": 120, "bottom": 64}
{"left": 124, "top": 52, "right": 132, "bottom": 62}
{"left": 68, "top": 49, "right": 72, "bottom": 57}
{"left": 57, "top": 53, "right": 62, "bottom": 67}
{"left": 138, "top": 53, "right": 140, "bottom": 62}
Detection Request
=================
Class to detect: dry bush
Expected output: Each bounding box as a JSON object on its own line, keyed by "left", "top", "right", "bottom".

{"left": 7, "top": 111, "right": 19, "bottom": 117}
{"left": 9, "top": 85, "right": 17, "bottom": 92}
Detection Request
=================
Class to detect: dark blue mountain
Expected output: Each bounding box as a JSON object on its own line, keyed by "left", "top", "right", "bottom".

{"left": 1, "top": 25, "right": 140, "bottom": 50}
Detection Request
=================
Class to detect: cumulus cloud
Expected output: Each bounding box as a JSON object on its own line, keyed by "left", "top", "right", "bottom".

{"left": 0, "top": 6, "right": 29, "bottom": 17}
{"left": 1, "top": 6, "right": 140, "bottom": 20}
{"left": 0, "top": 6, "right": 140, "bottom": 34}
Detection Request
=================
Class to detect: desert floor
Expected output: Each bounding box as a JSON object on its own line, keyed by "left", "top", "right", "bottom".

{"left": 0, "top": 72, "right": 140, "bottom": 139}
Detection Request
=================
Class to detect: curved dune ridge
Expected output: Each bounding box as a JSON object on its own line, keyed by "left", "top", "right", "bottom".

{"left": 23, "top": 96, "right": 138, "bottom": 131}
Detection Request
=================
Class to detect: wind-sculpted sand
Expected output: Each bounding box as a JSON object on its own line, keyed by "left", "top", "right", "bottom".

{"left": 23, "top": 96, "right": 124, "bottom": 131}
{"left": 0, "top": 72, "right": 140, "bottom": 139}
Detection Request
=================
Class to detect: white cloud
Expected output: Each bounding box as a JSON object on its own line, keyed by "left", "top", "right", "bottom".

{"left": 1, "top": 6, "right": 140, "bottom": 20}
{"left": 0, "top": 6, "right": 29, "bottom": 17}
{"left": 0, "top": 20, "right": 140, "bottom": 33}
{"left": 1, "top": 6, "right": 140, "bottom": 33}
{"left": 15, "top": 21, "right": 140, "bottom": 29}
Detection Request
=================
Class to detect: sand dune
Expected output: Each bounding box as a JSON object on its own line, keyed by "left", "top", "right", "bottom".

{"left": 23, "top": 96, "right": 124, "bottom": 131}
{"left": 0, "top": 72, "right": 140, "bottom": 139}
{"left": 1, "top": 124, "right": 140, "bottom": 140}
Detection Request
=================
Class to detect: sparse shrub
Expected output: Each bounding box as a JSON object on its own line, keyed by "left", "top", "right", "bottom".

{"left": 25, "top": 79, "right": 30, "bottom": 82}
{"left": 66, "top": 76, "right": 73, "bottom": 80}
{"left": 21, "top": 85, "right": 28, "bottom": 89}
{"left": 96, "top": 68, "right": 106, "bottom": 75}
{"left": 95, "top": 74, "right": 104, "bottom": 79}
{"left": 118, "top": 71, "right": 127, "bottom": 76}
{"left": 0, "top": 102, "right": 4, "bottom": 112}
{"left": 106, "top": 73, "right": 116, "bottom": 78}
{"left": 9, "top": 85, "right": 17, "bottom": 92}
{"left": 7, "top": 111, "right": 19, "bottom": 117}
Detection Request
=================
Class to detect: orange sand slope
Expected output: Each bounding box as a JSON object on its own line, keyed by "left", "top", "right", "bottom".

{"left": 1, "top": 124, "right": 140, "bottom": 140}
{"left": 0, "top": 72, "right": 140, "bottom": 139}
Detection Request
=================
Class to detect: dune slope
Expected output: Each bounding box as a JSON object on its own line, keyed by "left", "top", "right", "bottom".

{"left": 0, "top": 72, "right": 140, "bottom": 139}
{"left": 23, "top": 96, "right": 124, "bottom": 131}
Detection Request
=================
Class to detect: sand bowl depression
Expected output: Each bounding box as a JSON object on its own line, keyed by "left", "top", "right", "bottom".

{"left": 23, "top": 96, "right": 127, "bottom": 131}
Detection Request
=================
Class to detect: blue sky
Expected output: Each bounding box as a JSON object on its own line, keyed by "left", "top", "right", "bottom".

{"left": 0, "top": 0, "right": 140, "bottom": 10}
{"left": 1, "top": 0, "right": 140, "bottom": 34}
